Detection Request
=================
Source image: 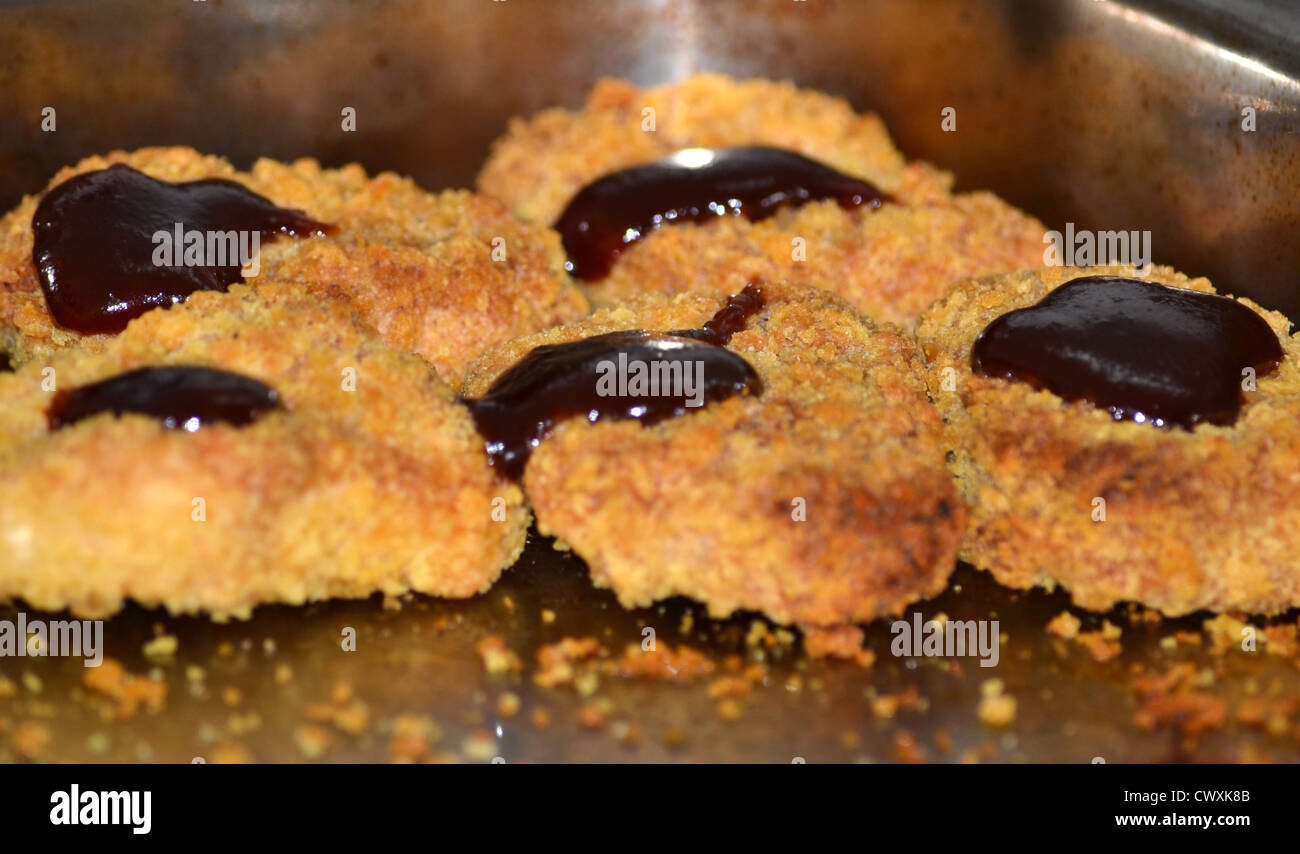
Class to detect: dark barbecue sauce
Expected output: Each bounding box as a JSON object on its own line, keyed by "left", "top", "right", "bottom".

{"left": 47, "top": 366, "right": 281, "bottom": 432}
{"left": 464, "top": 284, "right": 766, "bottom": 480}
{"left": 971, "top": 276, "right": 1283, "bottom": 429}
{"left": 32, "top": 164, "right": 333, "bottom": 335}
{"left": 555, "top": 147, "right": 889, "bottom": 281}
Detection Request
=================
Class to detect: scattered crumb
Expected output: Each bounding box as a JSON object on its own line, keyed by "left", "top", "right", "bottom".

{"left": 460, "top": 731, "right": 496, "bottom": 762}
{"left": 496, "top": 692, "right": 521, "bottom": 718}
{"left": 1046, "top": 611, "right": 1081, "bottom": 640}
{"left": 1075, "top": 623, "right": 1123, "bottom": 662}
{"left": 612, "top": 643, "right": 714, "bottom": 683}
{"left": 476, "top": 635, "right": 523, "bottom": 675}
{"left": 85, "top": 732, "right": 110, "bottom": 756}
{"left": 1132, "top": 663, "right": 1227, "bottom": 741}
{"left": 210, "top": 742, "right": 252, "bottom": 764}
{"left": 803, "top": 624, "right": 865, "bottom": 659}
{"left": 977, "top": 679, "right": 1017, "bottom": 727}
{"left": 577, "top": 703, "right": 607, "bottom": 730}
{"left": 707, "top": 664, "right": 766, "bottom": 701}
{"left": 387, "top": 714, "right": 442, "bottom": 763}
{"left": 893, "top": 730, "right": 928, "bottom": 763}
{"left": 83, "top": 658, "right": 167, "bottom": 719}
{"left": 306, "top": 684, "right": 371, "bottom": 737}
{"left": 295, "top": 725, "right": 331, "bottom": 759}
{"left": 679, "top": 612, "right": 694, "bottom": 635}
{"left": 142, "top": 634, "right": 178, "bottom": 661}
{"left": 226, "top": 712, "right": 261, "bottom": 736}
{"left": 534, "top": 637, "right": 603, "bottom": 688}
{"left": 870, "top": 685, "right": 922, "bottom": 720}
{"left": 1203, "top": 615, "right": 1255, "bottom": 654}
{"left": 11, "top": 721, "right": 50, "bottom": 761}
{"left": 610, "top": 720, "right": 643, "bottom": 747}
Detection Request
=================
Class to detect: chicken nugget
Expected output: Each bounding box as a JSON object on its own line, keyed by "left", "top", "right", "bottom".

{"left": 0, "top": 146, "right": 588, "bottom": 385}
{"left": 915, "top": 264, "right": 1300, "bottom": 615}
{"left": 462, "top": 281, "right": 964, "bottom": 630}
{"left": 0, "top": 285, "right": 527, "bottom": 618}
{"left": 477, "top": 74, "right": 1044, "bottom": 326}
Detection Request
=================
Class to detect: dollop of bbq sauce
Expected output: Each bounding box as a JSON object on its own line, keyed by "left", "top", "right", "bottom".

{"left": 48, "top": 366, "right": 281, "bottom": 432}
{"left": 555, "top": 147, "right": 890, "bottom": 281}
{"left": 464, "top": 284, "right": 766, "bottom": 480}
{"left": 970, "top": 276, "right": 1283, "bottom": 429}
{"left": 32, "top": 164, "right": 334, "bottom": 335}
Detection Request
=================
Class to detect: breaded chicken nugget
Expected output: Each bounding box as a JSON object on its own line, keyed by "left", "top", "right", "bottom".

{"left": 0, "top": 146, "right": 588, "bottom": 386}
{"left": 477, "top": 74, "right": 1045, "bottom": 326}
{"left": 462, "top": 282, "right": 964, "bottom": 629}
{"left": 915, "top": 265, "right": 1300, "bottom": 615}
{"left": 0, "top": 285, "right": 528, "bottom": 618}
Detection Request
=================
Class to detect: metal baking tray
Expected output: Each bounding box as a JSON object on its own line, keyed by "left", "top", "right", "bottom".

{"left": 1, "top": 0, "right": 1298, "bottom": 763}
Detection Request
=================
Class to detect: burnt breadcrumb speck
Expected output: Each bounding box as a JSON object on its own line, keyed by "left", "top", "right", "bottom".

{"left": 477, "top": 74, "right": 1045, "bottom": 327}
{"left": 0, "top": 285, "right": 528, "bottom": 618}
{"left": 462, "top": 282, "right": 965, "bottom": 630}
{"left": 0, "top": 146, "right": 589, "bottom": 386}
{"left": 916, "top": 264, "right": 1300, "bottom": 616}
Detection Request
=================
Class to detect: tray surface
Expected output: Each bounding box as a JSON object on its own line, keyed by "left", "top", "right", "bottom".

{"left": 1, "top": 0, "right": 1298, "bottom": 762}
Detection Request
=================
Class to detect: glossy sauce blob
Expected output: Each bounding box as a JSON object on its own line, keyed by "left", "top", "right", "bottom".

{"left": 48, "top": 366, "right": 281, "bottom": 431}
{"left": 32, "top": 164, "right": 333, "bottom": 335}
{"left": 971, "top": 276, "right": 1283, "bottom": 429}
{"left": 554, "top": 147, "right": 889, "bottom": 280}
{"left": 465, "top": 284, "right": 766, "bottom": 479}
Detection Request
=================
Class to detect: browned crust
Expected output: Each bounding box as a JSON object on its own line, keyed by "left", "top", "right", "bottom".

{"left": 0, "top": 146, "right": 589, "bottom": 386}
{"left": 0, "top": 285, "right": 528, "bottom": 618}
{"left": 476, "top": 74, "right": 1045, "bottom": 327}
{"left": 463, "top": 282, "right": 964, "bottom": 629}
{"left": 915, "top": 264, "right": 1300, "bottom": 615}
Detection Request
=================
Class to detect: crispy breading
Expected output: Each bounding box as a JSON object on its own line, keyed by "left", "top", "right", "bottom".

{"left": 462, "top": 282, "right": 964, "bottom": 629}
{"left": 479, "top": 74, "right": 912, "bottom": 225}
{"left": 476, "top": 74, "right": 1044, "bottom": 326}
{"left": 0, "top": 146, "right": 588, "bottom": 385}
{"left": 0, "top": 285, "right": 528, "bottom": 618}
{"left": 915, "top": 264, "right": 1300, "bottom": 615}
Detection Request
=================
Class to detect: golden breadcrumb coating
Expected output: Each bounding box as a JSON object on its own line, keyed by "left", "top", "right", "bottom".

{"left": 915, "top": 264, "right": 1300, "bottom": 616}
{"left": 479, "top": 74, "right": 911, "bottom": 225}
{"left": 0, "top": 285, "right": 528, "bottom": 618}
{"left": 476, "top": 74, "right": 1045, "bottom": 326}
{"left": 463, "top": 282, "right": 964, "bottom": 629}
{"left": 0, "top": 146, "right": 588, "bottom": 386}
